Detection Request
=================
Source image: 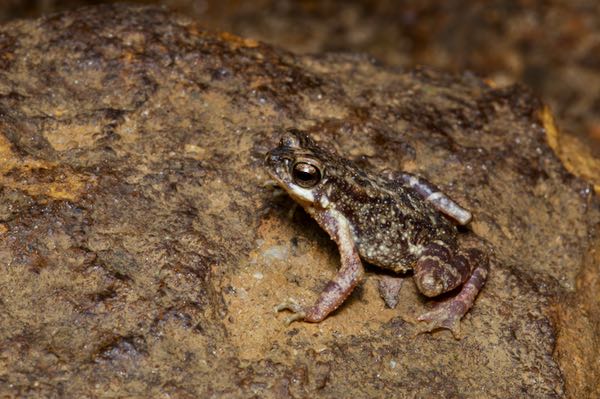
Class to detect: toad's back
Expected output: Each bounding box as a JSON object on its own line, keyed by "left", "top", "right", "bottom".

{"left": 323, "top": 170, "right": 458, "bottom": 272}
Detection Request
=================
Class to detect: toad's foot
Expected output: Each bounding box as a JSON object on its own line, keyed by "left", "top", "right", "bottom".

{"left": 378, "top": 275, "right": 403, "bottom": 309}
{"left": 415, "top": 299, "right": 467, "bottom": 339}
{"left": 275, "top": 298, "right": 306, "bottom": 325}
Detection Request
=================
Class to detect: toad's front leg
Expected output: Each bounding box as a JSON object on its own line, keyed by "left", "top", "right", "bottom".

{"left": 276, "top": 209, "right": 365, "bottom": 323}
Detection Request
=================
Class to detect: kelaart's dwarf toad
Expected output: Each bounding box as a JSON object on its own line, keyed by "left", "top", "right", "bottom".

{"left": 265, "top": 129, "right": 489, "bottom": 336}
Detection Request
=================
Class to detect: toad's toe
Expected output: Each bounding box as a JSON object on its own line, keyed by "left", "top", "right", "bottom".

{"left": 275, "top": 298, "right": 306, "bottom": 324}
{"left": 415, "top": 301, "right": 467, "bottom": 339}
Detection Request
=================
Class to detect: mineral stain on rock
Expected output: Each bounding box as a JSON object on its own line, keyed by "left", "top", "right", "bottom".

{"left": 0, "top": 4, "right": 598, "bottom": 398}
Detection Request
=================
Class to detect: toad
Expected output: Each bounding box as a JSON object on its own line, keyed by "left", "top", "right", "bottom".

{"left": 264, "top": 129, "right": 489, "bottom": 336}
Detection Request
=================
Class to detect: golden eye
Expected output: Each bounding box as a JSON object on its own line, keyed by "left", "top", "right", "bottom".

{"left": 292, "top": 162, "right": 321, "bottom": 188}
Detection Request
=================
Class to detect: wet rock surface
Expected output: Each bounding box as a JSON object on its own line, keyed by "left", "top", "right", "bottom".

{"left": 0, "top": 4, "right": 598, "bottom": 398}
{"left": 7, "top": 0, "right": 599, "bottom": 191}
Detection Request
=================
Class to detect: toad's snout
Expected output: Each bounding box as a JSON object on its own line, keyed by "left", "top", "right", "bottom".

{"left": 264, "top": 152, "right": 279, "bottom": 173}
{"left": 264, "top": 146, "right": 289, "bottom": 169}
{"left": 264, "top": 149, "right": 290, "bottom": 184}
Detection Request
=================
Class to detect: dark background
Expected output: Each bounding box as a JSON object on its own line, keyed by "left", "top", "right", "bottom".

{"left": 3, "top": 0, "right": 600, "bottom": 156}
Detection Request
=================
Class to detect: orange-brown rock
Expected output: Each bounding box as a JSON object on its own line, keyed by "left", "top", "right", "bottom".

{"left": 0, "top": 5, "right": 598, "bottom": 398}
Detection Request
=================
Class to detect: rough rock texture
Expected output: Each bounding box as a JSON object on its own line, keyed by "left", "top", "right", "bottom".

{"left": 0, "top": 4, "right": 598, "bottom": 398}
{"left": 189, "top": 0, "right": 600, "bottom": 194}
{"left": 8, "top": 0, "right": 600, "bottom": 192}
{"left": 3, "top": 3, "right": 600, "bottom": 199}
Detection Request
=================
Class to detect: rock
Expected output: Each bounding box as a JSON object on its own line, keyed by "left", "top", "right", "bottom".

{"left": 0, "top": 4, "right": 598, "bottom": 398}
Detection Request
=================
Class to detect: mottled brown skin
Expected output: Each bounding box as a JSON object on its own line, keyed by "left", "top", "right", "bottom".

{"left": 265, "top": 129, "right": 489, "bottom": 336}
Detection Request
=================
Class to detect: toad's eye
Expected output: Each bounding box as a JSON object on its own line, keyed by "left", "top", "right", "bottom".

{"left": 292, "top": 162, "right": 321, "bottom": 188}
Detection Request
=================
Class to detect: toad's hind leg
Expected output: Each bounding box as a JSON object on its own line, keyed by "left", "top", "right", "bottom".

{"left": 413, "top": 241, "right": 488, "bottom": 337}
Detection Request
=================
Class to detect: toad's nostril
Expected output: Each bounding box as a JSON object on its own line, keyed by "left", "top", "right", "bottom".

{"left": 265, "top": 152, "right": 276, "bottom": 164}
